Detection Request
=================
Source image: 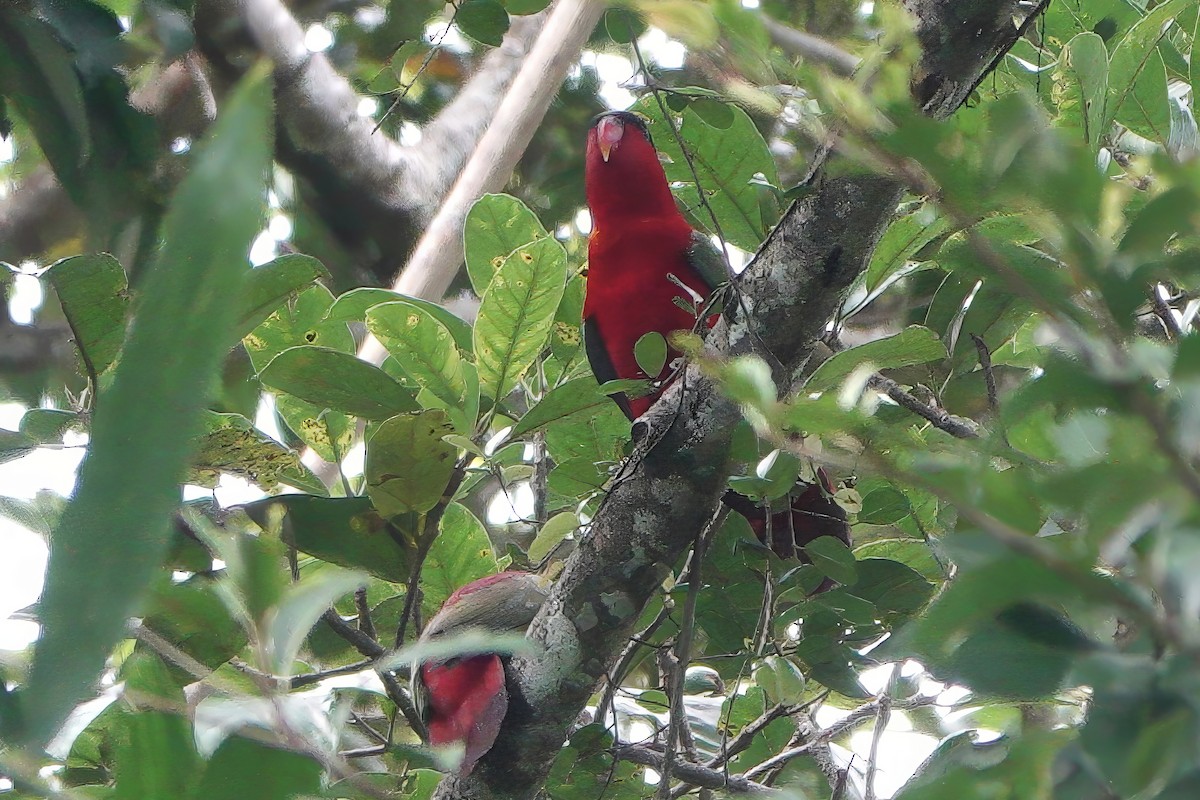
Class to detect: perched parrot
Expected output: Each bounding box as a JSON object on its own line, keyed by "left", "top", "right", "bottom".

{"left": 412, "top": 570, "right": 551, "bottom": 775}
{"left": 583, "top": 110, "right": 850, "bottom": 574}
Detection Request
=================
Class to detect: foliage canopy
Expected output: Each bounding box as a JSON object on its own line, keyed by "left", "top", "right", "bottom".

{"left": 3, "top": 1, "right": 1200, "bottom": 799}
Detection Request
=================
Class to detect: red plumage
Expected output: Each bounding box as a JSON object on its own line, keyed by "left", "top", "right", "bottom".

{"left": 412, "top": 571, "right": 550, "bottom": 775}
{"left": 420, "top": 654, "right": 508, "bottom": 775}
{"left": 584, "top": 112, "right": 714, "bottom": 418}
{"left": 583, "top": 111, "right": 851, "bottom": 577}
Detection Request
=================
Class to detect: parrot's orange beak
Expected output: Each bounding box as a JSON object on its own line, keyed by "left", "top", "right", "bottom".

{"left": 596, "top": 115, "right": 624, "bottom": 162}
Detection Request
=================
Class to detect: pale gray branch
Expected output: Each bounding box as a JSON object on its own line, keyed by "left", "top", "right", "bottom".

{"left": 761, "top": 17, "right": 860, "bottom": 77}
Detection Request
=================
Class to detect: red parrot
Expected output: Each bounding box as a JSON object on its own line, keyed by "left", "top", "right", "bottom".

{"left": 412, "top": 571, "right": 551, "bottom": 775}
{"left": 583, "top": 110, "right": 850, "bottom": 576}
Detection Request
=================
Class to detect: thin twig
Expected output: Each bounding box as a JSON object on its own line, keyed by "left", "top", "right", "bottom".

{"left": 355, "top": 587, "right": 376, "bottom": 640}
{"left": 229, "top": 656, "right": 376, "bottom": 689}
{"left": 597, "top": 602, "right": 675, "bottom": 727}
{"left": 350, "top": 710, "right": 392, "bottom": 746}
{"left": 742, "top": 695, "right": 938, "bottom": 781}
{"left": 863, "top": 665, "right": 897, "bottom": 800}
{"left": 705, "top": 703, "right": 789, "bottom": 770}
{"left": 613, "top": 745, "right": 782, "bottom": 796}
{"left": 395, "top": 458, "right": 471, "bottom": 647}
{"left": 323, "top": 609, "right": 385, "bottom": 659}
{"left": 1150, "top": 284, "right": 1185, "bottom": 339}
{"left": 662, "top": 505, "right": 729, "bottom": 796}
{"left": 760, "top": 17, "right": 861, "bottom": 77}
{"left": 319, "top": 607, "right": 425, "bottom": 736}
{"left": 969, "top": 333, "right": 999, "bottom": 412}
{"left": 867, "top": 373, "right": 979, "bottom": 438}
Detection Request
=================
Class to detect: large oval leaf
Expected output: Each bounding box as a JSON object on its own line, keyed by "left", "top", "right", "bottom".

{"left": 22, "top": 68, "right": 273, "bottom": 746}
{"left": 43, "top": 253, "right": 129, "bottom": 377}
{"left": 367, "top": 301, "right": 468, "bottom": 410}
{"left": 463, "top": 193, "right": 548, "bottom": 296}
{"left": 474, "top": 236, "right": 568, "bottom": 402}
{"left": 259, "top": 345, "right": 418, "bottom": 420}
{"left": 365, "top": 410, "right": 457, "bottom": 518}
{"left": 634, "top": 93, "right": 778, "bottom": 252}
{"left": 806, "top": 326, "right": 947, "bottom": 392}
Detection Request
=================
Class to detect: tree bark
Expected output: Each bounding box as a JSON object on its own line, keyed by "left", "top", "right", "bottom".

{"left": 432, "top": 2, "right": 1049, "bottom": 798}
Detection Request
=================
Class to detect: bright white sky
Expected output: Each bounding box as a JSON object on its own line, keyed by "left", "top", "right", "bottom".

{"left": 0, "top": 7, "right": 954, "bottom": 795}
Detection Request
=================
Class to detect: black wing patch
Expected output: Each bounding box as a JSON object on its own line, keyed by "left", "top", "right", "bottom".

{"left": 584, "top": 316, "right": 634, "bottom": 420}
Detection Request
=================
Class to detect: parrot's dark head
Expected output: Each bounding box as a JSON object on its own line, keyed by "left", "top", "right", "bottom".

{"left": 587, "top": 110, "right": 652, "bottom": 163}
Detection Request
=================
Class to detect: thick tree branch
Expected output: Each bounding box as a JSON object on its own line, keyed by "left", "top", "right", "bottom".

{"left": 431, "top": 3, "right": 1049, "bottom": 800}
{"left": 198, "top": 0, "right": 544, "bottom": 216}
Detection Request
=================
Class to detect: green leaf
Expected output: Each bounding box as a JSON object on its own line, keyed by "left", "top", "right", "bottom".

{"left": 1064, "top": 32, "right": 1109, "bottom": 148}
{"left": 527, "top": 512, "right": 579, "bottom": 563}
{"left": 274, "top": 395, "right": 354, "bottom": 464}
{"left": 187, "top": 411, "right": 326, "bottom": 495}
{"left": 22, "top": 66, "right": 273, "bottom": 747}
{"left": 114, "top": 710, "right": 200, "bottom": 800}
{"left": 463, "top": 193, "right": 548, "bottom": 296}
{"left": 806, "top": 326, "right": 947, "bottom": 392}
{"left": 243, "top": 284, "right": 354, "bottom": 372}
{"left": 326, "top": 287, "right": 473, "bottom": 353}
{"left": 691, "top": 97, "right": 734, "bottom": 129}
{"left": 864, "top": 206, "right": 948, "bottom": 292}
{"left": 474, "top": 236, "right": 568, "bottom": 402}
{"left": 190, "top": 736, "right": 322, "bottom": 800}
{"left": 634, "top": 93, "right": 778, "bottom": 251}
{"left": 858, "top": 487, "right": 912, "bottom": 525}
{"left": 1119, "top": 185, "right": 1198, "bottom": 256}
{"left": 1115, "top": 46, "right": 1169, "bottom": 142}
{"left": 19, "top": 408, "right": 79, "bottom": 444}
{"left": 266, "top": 566, "right": 366, "bottom": 674}
{"left": 259, "top": 345, "right": 418, "bottom": 420}
{"left": 365, "top": 411, "right": 457, "bottom": 518}
{"left": 550, "top": 272, "right": 586, "bottom": 365}
{"left": 634, "top": 331, "right": 668, "bottom": 378}
{"left": 242, "top": 495, "right": 408, "bottom": 583}
{"left": 42, "top": 253, "right": 129, "bottom": 377}
{"left": 603, "top": 7, "right": 645, "bottom": 43}
{"left": 804, "top": 535, "right": 858, "bottom": 585}
{"left": 142, "top": 576, "right": 248, "bottom": 674}
{"left": 367, "top": 301, "right": 470, "bottom": 411}
{"left": 420, "top": 503, "right": 499, "bottom": 618}
{"left": 1104, "top": 0, "right": 1189, "bottom": 139}
{"left": 853, "top": 539, "right": 943, "bottom": 582}
{"left": 503, "top": 0, "right": 551, "bottom": 13}
{"left": 0, "top": 14, "right": 90, "bottom": 200}
{"left": 510, "top": 377, "right": 648, "bottom": 438}
{"left": 455, "top": 0, "right": 510, "bottom": 46}
{"left": 234, "top": 254, "right": 329, "bottom": 340}
{"left": 753, "top": 655, "right": 806, "bottom": 705}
